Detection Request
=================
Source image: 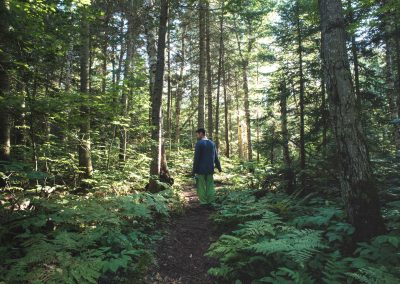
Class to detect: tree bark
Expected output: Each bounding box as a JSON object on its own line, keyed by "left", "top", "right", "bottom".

{"left": 319, "top": 0, "right": 385, "bottom": 242}
{"left": 235, "top": 23, "right": 253, "bottom": 161}
{"left": 215, "top": 3, "right": 224, "bottom": 149}
{"left": 320, "top": 43, "right": 328, "bottom": 154}
{"left": 144, "top": 0, "right": 157, "bottom": 100}
{"left": 347, "top": 0, "right": 361, "bottom": 105}
{"left": 235, "top": 74, "right": 243, "bottom": 160}
{"left": 296, "top": 1, "right": 306, "bottom": 189}
{"left": 78, "top": 11, "right": 93, "bottom": 178}
{"left": 206, "top": 1, "right": 213, "bottom": 139}
{"left": 119, "top": 1, "right": 135, "bottom": 162}
{"left": 0, "top": 0, "right": 10, "bottom": 161}
{"left": 197, "top": 0, "right": 206, "bottom": 128}
{"left": 166, "top": 12, "right": 172, "bottom": 148}
{"left": 223, "top": 48, "right": 229, "bottom": 158}
{"left": 175, "top": 24, "right": 186, "bottom": 149}
{"left": 148, "top": 0, "right": 169, "bottom": 192}
{"left": 279, "top": 79, "right": 295, "bottom": 194}
{"left": 384, "top": 10, "right": 400, "bottom": 152}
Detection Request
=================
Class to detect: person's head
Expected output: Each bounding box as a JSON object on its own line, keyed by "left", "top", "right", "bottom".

{"left": 195, "top": 128, "right": 206, "bottom": 140}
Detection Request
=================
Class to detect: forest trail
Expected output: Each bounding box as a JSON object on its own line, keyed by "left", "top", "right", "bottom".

{"left": 145, "top": 185, "right": 219, "bottom": 284}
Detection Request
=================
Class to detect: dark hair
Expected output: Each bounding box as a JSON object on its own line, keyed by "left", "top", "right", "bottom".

{"left": 195, "top": 128, "right": 206, "bottom": 135}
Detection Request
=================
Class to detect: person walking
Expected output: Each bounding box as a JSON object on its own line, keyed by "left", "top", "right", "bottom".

{"left": 192, "top": 128, "right": 222, "bottom": 206}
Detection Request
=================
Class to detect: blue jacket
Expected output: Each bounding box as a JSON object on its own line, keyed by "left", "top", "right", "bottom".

{"left": 192, "top": 138, "right": 222, "bottom": 175}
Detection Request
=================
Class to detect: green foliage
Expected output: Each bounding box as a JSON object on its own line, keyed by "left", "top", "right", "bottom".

{"left": 207, "top": 188, "right": 400, "bottom": 283}
{"left": 0, "top": 184, "right": 181, "bottom": 283}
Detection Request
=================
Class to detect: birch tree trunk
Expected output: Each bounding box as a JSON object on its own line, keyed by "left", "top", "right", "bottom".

{"left": 148, "top": 0, "right": 169, "bottom": 192}
{"left": 319, "top": 0, "right": 385, "bottom": 242}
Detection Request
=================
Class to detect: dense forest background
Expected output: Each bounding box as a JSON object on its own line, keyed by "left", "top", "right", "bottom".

{"left": 1, "top": 0, "right": 400, "bottom": 283}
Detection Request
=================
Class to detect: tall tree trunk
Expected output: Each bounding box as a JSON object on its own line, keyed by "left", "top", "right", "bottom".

{"left": 198, "top": 0, "right": 206, "bottom": 128}
{"left": 116, "top": 19, "right": 126, "bottom": 89}
{"left": 148, "top": 0, "right": 169, "bottom": 192}
{"left": 223, "top": 49, "right": 229, "bottom": 158}
{"left": 78, "top": 11, "right": 93, "bottom": 178}
{"left": 394, "top": 24, "right": 400, "bottom": 139}
{"left": 296, "top": 1, "right": 306, "bottom": 189}
{"left": 101, "top": 9, "right": 110, "bottom": 95}
{"left": 0, "top": 0, "right": 10, "bottom": 161}
{"left": 206, "top": 1, "right": 213, "bottom": 138}
{"left": 320, "top": 44, "right": 328, "bottom": 154}
{"left": 215, "top": 3, "right": 224, "bottom": 148}
{"left": 119, "top": 1, "right": 135, "bottom": 162}
{"left": 280, "top": 79, "right": 295, "bottom": 194}
{"left": 319, "top": 0, "right": 385, "bottom": 242}
{"left": 144, "top": 1, "right": 157, "bottom": 100}
{"left": 384, "top": 12, "right": 400, "bottom": 152}
{"left": 235, "top": 72, "right": 243, "bottom": 160}
{"left": 347, "top": 0, "right": 361, "bottom": 105}
{"left": 175, "top": 25, "right": 186, "bottom": 149}
{"left": 166, "top": 12, "right": 172, "bottom": 148}
{"left": 256, "top": 112, "right": 260, "bottom": 162}
{"left": 235, "top": 24, "right": 253, "bottom": 161}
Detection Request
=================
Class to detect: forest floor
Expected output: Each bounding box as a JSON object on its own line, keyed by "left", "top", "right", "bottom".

{"left": 144, "top": 184, "right": 219, "bottom": 284}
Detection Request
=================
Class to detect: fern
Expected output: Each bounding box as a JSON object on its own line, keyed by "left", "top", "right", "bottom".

{"left": 250, "top": 229, "right": 324, "bottom": 266}
{"left": 257, "top": 267, "right": 315, "bottom": 284}
{"left": 346, "top": 266, "right": 399, "bottom": 284}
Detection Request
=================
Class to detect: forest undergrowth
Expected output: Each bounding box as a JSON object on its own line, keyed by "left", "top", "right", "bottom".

{"left": 2, "top": 150, "right": 400, "bottom": 283}
{"left": 206, "top": 157, "right": 400, "bottom": 284}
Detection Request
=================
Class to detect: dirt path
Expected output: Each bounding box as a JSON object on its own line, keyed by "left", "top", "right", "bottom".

{"left": 145, "top": 185, "right": 218, "bottom": 284}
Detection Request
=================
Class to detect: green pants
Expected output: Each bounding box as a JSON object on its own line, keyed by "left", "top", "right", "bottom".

{"left": 195, "top": 174, "right": 216, "bottom": 204}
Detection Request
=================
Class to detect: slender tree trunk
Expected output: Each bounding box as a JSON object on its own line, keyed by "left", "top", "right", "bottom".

{"left": 119, "top": 2, "right": 134, "bottom": 162}
{"left": 320, "top": 44, "right": 328, "bottom": 153}
{"left": 148, "top": 0, "right": 169, "bottom": 192}
{"left": 235, "top": 25, "right": 253, "bottom": 161}
{"left": 223, "top": 49, "right": 229, "bottom": 158}
{"left": 144, "top": 1, "right": 158, "bottom": 126}
{"left": 280, "top": 79, "right": 295, "bottom": 194}
{"left": 198, "top": 0, "right": 206, "bottom": 128}
{"left": 175, "top": 25, "right": 186, "bottom": 149}
{"left": 0, "top": 0, "right": 10, "bottom": 161}
{"left": 116, "top": 19, "right": 125, "bottom": 88}
{"left": 242, "top": 59, "right": 252, "bottom": 161}
{"left": 319, "top": 0, "right": 385, "bottom": 242}
{"left": 14, "top": 80, "right": 26, "bottom": 147}
{"left": 78, "top": 11, "right": 93, "bottom": 178}
{"left": 101, "top": 9, "right": 110, "bottom": 95}
{"left": 215, "top": 3, "right": 224, "bottom": 148}
{"left": 256, "top": 112, "right": 260, "bottom": 162}
{"left": 206, "top": 1, "right": 213, "bottom": 138}
{"left": 166, "top": 13, "right": 172, "bottom": 147}
{"left": 235, "top": 76, "right": 243, "bottom": 160}
{"left": 296, "top": 2, "right": 306, "bottom": 189}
